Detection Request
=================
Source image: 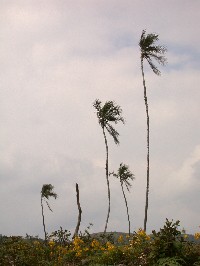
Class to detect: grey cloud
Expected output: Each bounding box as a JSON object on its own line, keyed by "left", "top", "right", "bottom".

{"left": 0, "top": 1, "right": 200, "bottom": 236}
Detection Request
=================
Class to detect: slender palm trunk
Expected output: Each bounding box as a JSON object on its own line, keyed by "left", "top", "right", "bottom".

{"left": 141, "top": 58, "right": 150, "bottom": 232}
{"left": 41, "top": 197, "right": 47, "bottom": 241}
{"left": 120, "top": 180, "right": 131, "bottom": 236}
{"left": 103, "top": 127, "right": 110, "bottom": 233}
{"left": 73, "top": 183, "right": 82, "bottom": 238}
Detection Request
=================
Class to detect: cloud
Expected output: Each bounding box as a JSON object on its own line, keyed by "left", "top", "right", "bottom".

{"left": 153, "top": 145, "right": 200, "bottom": 232}
{"left": 159, "top": 146, "right": 200, "bottom": 197}
{"left": 0, "top": 1, "right": 200, "bottom": 237}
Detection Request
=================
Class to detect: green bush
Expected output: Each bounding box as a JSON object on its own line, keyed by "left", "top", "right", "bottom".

{"left": 149, "top": 219, "right": 185, "bottom": 264}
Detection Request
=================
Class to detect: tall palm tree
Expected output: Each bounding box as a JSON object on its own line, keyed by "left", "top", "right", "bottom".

{"left": 93, "top": 99, "right": 125, "bottom": 233}
{"left": 41, "top": 184, "right": 57, "bottom": 241}
{"left": 139, "top": 30, "right": 167, "bottom": 232}
{"left": 110, "top": 163, "right": 134, "bottom": 236}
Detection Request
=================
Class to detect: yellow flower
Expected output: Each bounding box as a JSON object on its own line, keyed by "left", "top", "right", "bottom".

{"left": 118, "top": 235, "right": 124, "bottom": 243}
{"left": 136, "top": 228, "right": 150, "bottom": 240}
{"left": 183, "top": 234, "right": 188, "bottom": 239}
{"left": 137, "top": 228, "right": 146, "bottom": 236}
{"left": 91, "top": 239, "right": 100, "bottom": 249}
{"left": 73, "top": 237, "right": 84, "bottom": 246}
{"left": 194, "top": 232, "right": 200, "bottom": 240}
{"left": 48, "top": 240, "right": 55, "bottom": 247}
{"left": 106, "top": 241, "right": 115, "bottom": 251}
{"left": 76, "top": 250, "right": 82, "bottom": 257}
{"left": 145, "top": 235, "right": 151, "bottom": 241}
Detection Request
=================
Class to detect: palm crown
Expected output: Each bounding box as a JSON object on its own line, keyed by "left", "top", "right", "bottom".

{"left": 139, "top": 30, "right": 167, "bottom": 75}
{"left": 111, "top": 163, "right": 134, "bottom": 191}
{"left": 41, "top": 184, "right": 57, "bottom": 211}
{"left": 93, "top": 99, "right": 125, "bottom": 144}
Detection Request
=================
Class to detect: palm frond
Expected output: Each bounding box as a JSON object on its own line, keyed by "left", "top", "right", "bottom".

{"left": 45, "top": 200, "right": 53, "bottom": 212}
{"left": 106, "top": 123, "right": 120, "bottom": 144}
{"left": 124, "top": 180, "right": 132, "bottom": 192}
{"left": 93, "top": 99, "right": 102, "bottom": 115}
{"left": 146, "top": 58, "right": 161, "bottom": 75}
{"left": 109, "top": 171, "right": 118, "bottom": 178}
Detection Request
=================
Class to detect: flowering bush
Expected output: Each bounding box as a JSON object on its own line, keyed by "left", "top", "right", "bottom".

{"left": 0, "top": 220, "right": 200, "bottom": 266}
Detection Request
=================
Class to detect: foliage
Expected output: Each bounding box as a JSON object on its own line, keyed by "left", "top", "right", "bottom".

{"left": 182, "top": 241, "right": 200, "bottom": 265}
{"left": 48, "top": 227, "right": 71, "bottom": 247}
{"left": 93, "top": 99, "right": 125, "bottom": 145}
{"left": 110, "top": 163, "right": 134, "bottom": 192}
{"left": 149, "top": 219, "right": 185, "bottom": 263}
{"left": 139, "top": 29, "right": 167, "bottom": 76}
{"left": 41, "top": 184, "right": 57, "bottom": 212}
{"left": 0, "top": 220, "right": 200, "bottom": 265}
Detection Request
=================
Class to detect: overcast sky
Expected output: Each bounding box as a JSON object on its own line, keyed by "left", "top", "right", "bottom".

{"left": 0, "top": 0, "right": 200, "bottom": 238}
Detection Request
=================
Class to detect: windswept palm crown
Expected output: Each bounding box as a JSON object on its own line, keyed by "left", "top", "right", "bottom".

{"left": 139, "top": 30, "right": 167, "bottom": 75}
{"left": 41, "top": 184, "right": 57, "bottom": 212}
{"left": 111, "top": 163, "right": 134, "bottom": 191}
{"left": 93, "top": 99, "right": 125, "bottom": 144}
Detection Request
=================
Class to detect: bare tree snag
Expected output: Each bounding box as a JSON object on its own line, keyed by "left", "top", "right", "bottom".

{"left": 73, "top": 183, "right": 82, "bottom": 238}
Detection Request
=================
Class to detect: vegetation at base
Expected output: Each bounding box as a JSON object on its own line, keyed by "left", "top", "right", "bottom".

{"left": 0, "top": 219, "right": 200, "bottom": 266}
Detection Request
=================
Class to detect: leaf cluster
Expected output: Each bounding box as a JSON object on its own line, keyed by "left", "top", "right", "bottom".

{"left": 93, "top": 99, "right": 125, "bottom": 144}
{"left": 41, "top": 184, "right": 57, "bottom": 212}
{"left": 139, "top": 29, "right": 167, "bottom": 75}
{"left": 41, "top": 184, "right": 57, "bottom": 200}
{"left": 110, "top": 163, "right": 134, "bottom": 191}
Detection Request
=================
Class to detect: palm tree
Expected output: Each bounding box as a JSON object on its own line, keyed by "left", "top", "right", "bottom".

{"left": 110, "top": 163, "right": 134, "bottom": 236}
{"left": 93, "top": 99, "right": 125, "bottom": 233}
{"left": 41, "top": 184, "right": 57, "bottom": 241}
{"left": 139, "top": 30, "right": 167, "bottom": 232}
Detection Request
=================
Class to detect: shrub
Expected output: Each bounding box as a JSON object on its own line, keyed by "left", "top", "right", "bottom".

{"left": 149, "top": 219, "right": 185, "bottom": 264}
{"left": 0, "top": 220, "right": 200, "bottom": 266}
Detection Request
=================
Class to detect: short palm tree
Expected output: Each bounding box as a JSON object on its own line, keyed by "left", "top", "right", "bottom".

{"left": 139, "top": 30, "right": 167, "bottom": 232}
{"left": 93, "top": 99, "right": 125, "bottom": 233}
{"left": 110, "top": 163, "right": 134, "bottom": 235}
{"left": 41, "top": 184, "right": 57, "bottom": 241}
